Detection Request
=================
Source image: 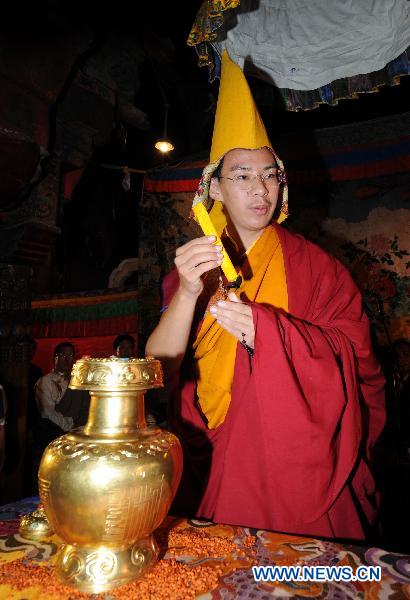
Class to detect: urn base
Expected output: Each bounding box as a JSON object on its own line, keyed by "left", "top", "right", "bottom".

{"left": 56, "top": 535, "right": 159, "bottom": 593}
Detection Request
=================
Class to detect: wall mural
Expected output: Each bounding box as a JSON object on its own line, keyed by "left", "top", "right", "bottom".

{"left": 286, "top": 174, "right": 409, "bottom": 345}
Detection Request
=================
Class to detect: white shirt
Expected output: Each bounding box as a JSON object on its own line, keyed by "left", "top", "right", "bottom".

{"left": 35, "top": 371, "right": 73, "bottom": 432}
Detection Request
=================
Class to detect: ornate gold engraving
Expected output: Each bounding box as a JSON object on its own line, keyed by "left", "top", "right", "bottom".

{"left": 56, "top": 537, "right": 158, "bottom": 593}
{"left": 69, "top": 357, "right": 163, "bottom": 391}
{"left": 46, "top": 434, "right": 178, "bottom": 462}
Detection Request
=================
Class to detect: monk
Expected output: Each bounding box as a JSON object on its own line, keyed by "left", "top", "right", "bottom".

{"left": 146, "top": 53, "right": 385, "bottom": 540}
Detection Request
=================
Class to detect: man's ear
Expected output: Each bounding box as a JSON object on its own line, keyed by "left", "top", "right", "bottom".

{"left": 209, "top": 177, "right": 223, "bottom": 203}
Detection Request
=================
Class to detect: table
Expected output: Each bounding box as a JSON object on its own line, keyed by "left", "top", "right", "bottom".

{"left": 0, "top": 497, "right": 409, "bottom": 599}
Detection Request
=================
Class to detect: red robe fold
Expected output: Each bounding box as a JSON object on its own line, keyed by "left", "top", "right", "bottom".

{"left": 164, "top": 224, "right": 385, "bottom": 539}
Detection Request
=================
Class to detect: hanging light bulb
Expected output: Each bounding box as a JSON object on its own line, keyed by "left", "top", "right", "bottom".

{"left": 154, "top": 103, "right": 174, "bottom": 153}
{"left": 155, "top": 139, "right": 175, "bottom": 153}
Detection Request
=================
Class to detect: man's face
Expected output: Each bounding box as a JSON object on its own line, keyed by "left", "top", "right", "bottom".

{"left": 116, "top": 340, "right": 134, "bottom": 358}
{"left": 55, "top": 346, "right": 75, "bottom": 375}
{"left": 210, "top": 147, "right": 280, "bottom": 243}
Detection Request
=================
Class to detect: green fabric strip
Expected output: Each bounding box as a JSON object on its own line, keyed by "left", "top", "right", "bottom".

{"left": 32, "top": 298, "right": 139, "bottom": 323}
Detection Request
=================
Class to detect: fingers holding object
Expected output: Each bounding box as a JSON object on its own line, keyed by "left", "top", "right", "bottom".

{"left": 187, "top": 260, "right": 221, "bottom": 280}
{"left": 209, "top": 300, "right": 252, "bottom": 319}
{"left": 175, "top": 241, "right": 222, "bottom": 271}
{"left": 214, "top": 315, "right": 252, "bottom": 342}
{"left": 177, "top": 250, "right": 223, "bottom": 274}
{"left": 213, "top": 310, "right": 252, "bottom": 332}
{"left": 175, "top": 236, "right": 218, "bottom": 257}
{"left": 209, "top": 300, "right": 254, "bottom": 343}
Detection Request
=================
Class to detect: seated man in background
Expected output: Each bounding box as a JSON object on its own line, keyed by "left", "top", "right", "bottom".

{"left": 34, "top": 342, "right": 90, "bottom": 451}
{"left": 113, "top": 333, "right": 136, "bottom": 358}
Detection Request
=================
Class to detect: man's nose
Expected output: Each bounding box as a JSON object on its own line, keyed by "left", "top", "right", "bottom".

{"left": 251, "top": 174, "right": 268, "bottom": 195}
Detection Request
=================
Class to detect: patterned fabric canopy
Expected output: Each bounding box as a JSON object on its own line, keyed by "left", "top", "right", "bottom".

{"left": 188, "top": 0, "right": 410, "bottom": 110}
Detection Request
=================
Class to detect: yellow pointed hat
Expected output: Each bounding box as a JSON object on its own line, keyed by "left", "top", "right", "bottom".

{"left": 210, "top": 50, "right": 271, "bottom": 163}
{"left": 192, "top": 50, "right": 288, "bottom": 283}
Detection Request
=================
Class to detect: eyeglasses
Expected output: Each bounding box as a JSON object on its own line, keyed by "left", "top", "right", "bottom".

{"left": 219, "top": 169, "right": 284, "bottom": 191}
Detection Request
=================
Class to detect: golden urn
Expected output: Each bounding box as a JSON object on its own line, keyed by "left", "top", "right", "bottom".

{"left": 38, "top": 357, "right": 182, "bottom": 594}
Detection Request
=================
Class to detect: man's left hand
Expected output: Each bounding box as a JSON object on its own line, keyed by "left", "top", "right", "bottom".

{"left": 209, "top": 292, "right": 255, "bottom": 348}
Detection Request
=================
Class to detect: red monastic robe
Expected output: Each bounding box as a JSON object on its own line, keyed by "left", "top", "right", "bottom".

{"left": 163, "top": 224, "right": 385, "bottom": 539}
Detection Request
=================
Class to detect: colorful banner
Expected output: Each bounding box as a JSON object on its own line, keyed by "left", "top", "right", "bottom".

{"left": 32, "top": 289, "right": 138, "bottom": 338}
{"left": 144, "top": 135, "right": 410, "bottom": 192}
{"left": 31, "top": 289, "right": 138, "bottom": 372}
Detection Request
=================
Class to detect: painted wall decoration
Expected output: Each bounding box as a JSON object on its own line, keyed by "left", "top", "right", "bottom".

{"left": 138, "top": 189, "right": 198, "bottom": 351}
{"left": 287, "top": 177, "right": 409, "bottom": 344}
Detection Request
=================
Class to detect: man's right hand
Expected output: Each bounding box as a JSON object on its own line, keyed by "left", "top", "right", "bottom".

{"left": 174, "top": 236, "right": 223, "bottom": 298}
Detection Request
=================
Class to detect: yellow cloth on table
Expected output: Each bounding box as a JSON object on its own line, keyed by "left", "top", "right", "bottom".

{"left": 193, "top": 226, "right": 289, "bottom": 429}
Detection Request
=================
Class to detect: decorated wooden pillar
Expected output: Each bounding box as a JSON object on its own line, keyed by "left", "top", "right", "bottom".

{"left": 0, "top": 264, "right": 31, "bottom": 503}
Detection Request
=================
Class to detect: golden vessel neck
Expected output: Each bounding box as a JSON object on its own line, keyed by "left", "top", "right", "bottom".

{"left": 83, "top": 390, "right": 146, "bottom": 436}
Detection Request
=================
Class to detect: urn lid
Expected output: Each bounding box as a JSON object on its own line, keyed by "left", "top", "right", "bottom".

{"left": 19, "top": 506, "right": 53, "bottom": 541}
{"left": 69, "top": 356, "right": 163, "bottom": 391}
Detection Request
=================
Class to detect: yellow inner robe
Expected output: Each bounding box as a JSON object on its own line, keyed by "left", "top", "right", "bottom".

{"left": 193, "top": 225, "right": 289, "bottom": 429}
